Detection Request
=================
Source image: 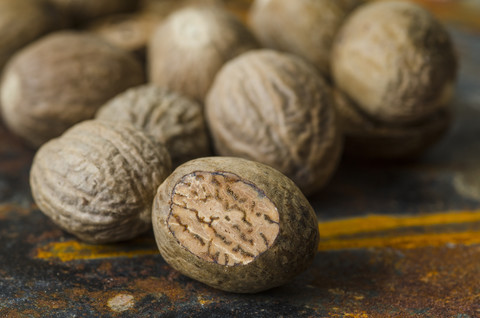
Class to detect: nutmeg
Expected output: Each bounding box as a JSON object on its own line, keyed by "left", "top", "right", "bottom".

{"left": 148, "top": 5, "right": 259, "bottom": 102}
{"left": 96, "top": 84, "right": 211, "bottom": 167}
{"left": 47, "top": 0, "right": 137, "bottom": 25}
{"left": 88, "top": 12, "right": 163, "bottom": 62}
{"left": 30, "top": 120, "right": 172, "bottom": 244}
{"left": 0, "top": 31, "right": 145, "bottom": 148}
{"left": 0, "top": 0, "right": 60, "bottom": 73}
{"left": 249, "top": 0, "right": 363, "bottom": 77}
{"left": 333, "top": 89, "right": 451, "bottom": 158}
{"left": 152, "top": 157, "right": 319, "bottom": 293}
{"left": 206, "top": 50, "right": 342, "bottom": 195}
{"left": 331, "top": 0, "right": 457, "bottom": 125}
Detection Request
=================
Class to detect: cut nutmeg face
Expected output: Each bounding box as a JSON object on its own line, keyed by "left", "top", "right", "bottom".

{"left": 168, "top": 171, "right": 279, "bottom": 266}
{"left": 153, "top": 157, "right": 319, "bottom": 293}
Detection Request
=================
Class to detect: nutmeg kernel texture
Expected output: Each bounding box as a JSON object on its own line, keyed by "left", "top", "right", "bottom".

{"left": 153, "top": 157, "right": 319, "bottom": 293}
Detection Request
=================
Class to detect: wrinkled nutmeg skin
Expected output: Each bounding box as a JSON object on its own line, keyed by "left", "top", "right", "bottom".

{"left": 331, "top": 1, "right": 457, "bottom": 124}
{"left": 334, "top": 90, "right": 451, "bottom": 158}
{"left": 152, "top": 157, "right": 319, "bottom": 293}
{"left": 0, "top": 31, "right": 145, "bottom": 148}
{"left": 0, "top": 0, "right": 61, "bottom": 73}
{"left": 148, "top": 6, "right": 259, "bottom": 102}
{"left": 47, "top": 0, "right": 137, "bottom": 24}
{"left": 249, "top": 0, "right": 363, "bottom": 77}
{"left": 206, "top": 50, "right": 342, "bottom": 196}
{"left": 96, "top": 84, "right": 211, "bottom": 167}
{"left": 30, "top": 120, "right": 172, "bottom": 244}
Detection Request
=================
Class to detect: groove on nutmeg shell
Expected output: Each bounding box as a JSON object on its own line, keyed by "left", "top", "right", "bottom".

{"left": 152, "top": 157, "right": 319, "bottom": 293}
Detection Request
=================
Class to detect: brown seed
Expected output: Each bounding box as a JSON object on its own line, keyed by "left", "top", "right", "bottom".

{"left": 331, "top": 0, "right": 457, "bottom": 124}
{"left": 96, "top": 84, "right": 211, "bottom": 167}
{"left": 333, "top": 89, "right": 451, "bottom": 158}
{"left": 88, "top": 12, "right": 163, "bottom": 62}
{"left": 148, "top": 5, "right": 259, "bottom": 102}
{"left": 206, "top": 49, "right": 342, "bottom": 196}
{"left": 0, "top": 31, "right": 145, "bottom": 148}
{"left": 30, "top": 120, "right": 172, "bottom": 244}
{"left": 47, "top": 0, "right": 137, "bottom": 24}
{"left": 0, "top": 0, "right": 61, "bottom": 73}
{"left": 152, "top": 157, "right": 319, "bottom": 293}
{"left": 249, "top": 0, "right": 363, "bottom": 77}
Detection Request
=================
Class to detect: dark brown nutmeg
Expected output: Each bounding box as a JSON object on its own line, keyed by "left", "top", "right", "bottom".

{"left": 30, "top": 120, "right": 172, "bottom": 244}
{"left": 0, "top": 31, "right": 145, "bottom": 148}
{"left": 206, "top": 49, "right": 342, "bottom": 196}
{"left": 0, "top": 0, "right": 61, "bottom": 73}
{"left": 148, "top": 5, "right": 259, "bottom": 102}
{"left": 96, "top": 84, "right": 211, "bottom": 167}
{"left": 152, "top": 157, "right": 319, "bottom": 293}
{"left": 47, "top": 0, "right": 137, "bottom": 24}
{"left": 249, "top": 0, "right": 363, "bottom": 77}
{"left": 331, "top": 0, "right": 457, "bottom": 125}
{"left": 333, "top": 89, "right": 451, "bottom": 158}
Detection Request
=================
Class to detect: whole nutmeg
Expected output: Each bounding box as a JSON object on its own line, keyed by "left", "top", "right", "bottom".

{"left": 0, "top": 31, "right": 145, "bottom": 148}
{"left": 206, "top": 50, "right": 342, "bottom": 195}
{"left": 0, "top": 0, "right": 61, "bottom": 72}
{"left": 334, "top": 89, "right": 451, "bottom": 158}
{"left": 88, "top": 12, "right": 162, "bottom": 63}
{"left": 249, "top": 0, "right": 363, "bottom": 77}
{"left": 47, "top": 0, "right": 137, "bottom": 24}
{"left": 152, "top": 157, "right": 319, "bottom": 293}
{"left": 96, "top": 84, "right": 211, "bottom": 167}
{"left": 148, "top": 5, "right": 259, "bottom": 102}
{"left": 30, "top": 120, "right": 172, "bottom": 244}
{"left": 331, "top": 0, "right": 457, "bottom": 125}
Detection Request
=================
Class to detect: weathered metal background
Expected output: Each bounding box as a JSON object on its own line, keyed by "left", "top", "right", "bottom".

{"left": 1, "top": 1, "right": 480, "bottom": 317}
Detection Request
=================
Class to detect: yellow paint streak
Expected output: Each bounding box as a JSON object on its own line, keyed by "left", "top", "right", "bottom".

{"left": 36, "top": 240, "right": 159, "bottom": 262}
{"left": 35, "top": 210, "right": 480, "bottom": 261}
{"left": 319, "top": 210, "right": 480, "bottom": 238}
{"left": 318, "top": 231, "right": 480, "bottom": 251}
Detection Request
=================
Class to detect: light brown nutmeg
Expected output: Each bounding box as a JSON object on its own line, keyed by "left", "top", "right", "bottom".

{"left": 206, "top": 50, "right": 342, "bottom": 196}
{"left": 148, "top": 5, "right": 259, "bottom": 102}
{"left": 249, "top": 0, "right": 363, "bottom": 78}
{"left": 0, "top": 0, "right": 61, "bottom": 73}
{"left": 47, "top": 0, "right": 137, "bottom": 24}
{"left": 334, "top": 89, "right": 451, "bottom": 158}
{"left": 0, "top": 31, "right": 145, "bottom": 148}
{"left": 30, "top": 120, "right": 172, "bottom": 244}
{"left": 88, "top": 12, "right": 163, "bottom": 62}
{"left": 152, "top": 157, "right": 319, "bottom": 293}
{"left": 96, "top": 84, "right": 211, "bottom": 167}
{"left": 331, "top": 0, "right": 457, "bottom": 125}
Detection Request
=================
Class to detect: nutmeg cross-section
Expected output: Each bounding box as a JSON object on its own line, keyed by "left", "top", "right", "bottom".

{"left": 167, "top": 171, "right": 280, "bottom": 266}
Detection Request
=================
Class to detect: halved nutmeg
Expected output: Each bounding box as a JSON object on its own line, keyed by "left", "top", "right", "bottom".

{"left": 152, "top": 157, "right": 319, "bottom": 293}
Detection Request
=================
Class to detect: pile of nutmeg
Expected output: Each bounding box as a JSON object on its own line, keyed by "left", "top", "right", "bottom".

{"left": 0, "top": 0, "right": 457, "bottom": 293}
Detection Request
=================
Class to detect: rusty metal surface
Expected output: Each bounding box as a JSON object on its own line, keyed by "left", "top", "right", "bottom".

{"left": 2, "top": 1, "right": 480, "bottom": 317}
